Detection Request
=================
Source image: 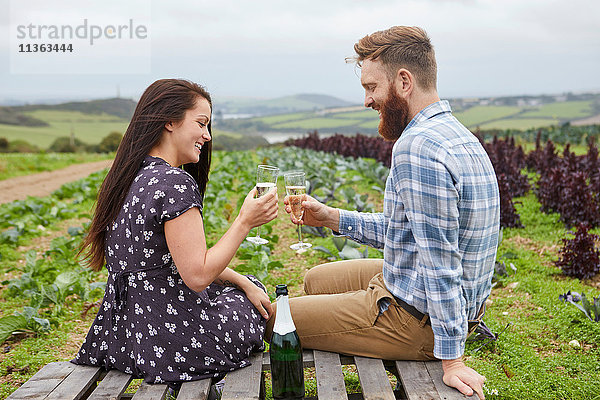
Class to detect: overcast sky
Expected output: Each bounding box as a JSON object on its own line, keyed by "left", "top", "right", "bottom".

{"left": 1, "top": 0, "right": 599, "bottom": 105}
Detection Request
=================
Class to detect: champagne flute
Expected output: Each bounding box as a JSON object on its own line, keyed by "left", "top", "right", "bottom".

{"left": 284, "top": 171, "right": 312, "bottom": 251}
{"left": 246, "top": 164, "right": 279, "bottom": 245}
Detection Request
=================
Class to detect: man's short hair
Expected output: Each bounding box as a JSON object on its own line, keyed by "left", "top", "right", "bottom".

{"left": 352, "top": 26, "right": 437, "bottom": 91}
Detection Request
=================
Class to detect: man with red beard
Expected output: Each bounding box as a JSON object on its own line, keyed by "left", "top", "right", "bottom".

{"left": 269, "top": 26, "right": 499, "bottom": 399}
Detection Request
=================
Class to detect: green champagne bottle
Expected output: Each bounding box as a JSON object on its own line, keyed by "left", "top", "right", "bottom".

{"left": 270, "top": 284, "right": 304, "bottom": 399}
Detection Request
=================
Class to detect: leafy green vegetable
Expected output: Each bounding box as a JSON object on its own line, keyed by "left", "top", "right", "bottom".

{"left": 313, "top": 237, "right": 370, "bottom": 261}
{"left": 560, "top": 291, "right": 600, "bottom": 322}
{"left": 0, "top": 307, "right": 51, "bottom": 345}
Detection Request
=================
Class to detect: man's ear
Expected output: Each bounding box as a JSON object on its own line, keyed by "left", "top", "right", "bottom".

{"left": 395, "top": 68, "right": 414, "bottom": 97}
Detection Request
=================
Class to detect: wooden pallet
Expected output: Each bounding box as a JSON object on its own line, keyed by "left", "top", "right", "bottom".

{"left": 7, "top": 350, "right": 478, "bottom": 399}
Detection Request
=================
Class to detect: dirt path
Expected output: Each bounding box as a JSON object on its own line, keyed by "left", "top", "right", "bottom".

{"left": 572, "top": 114, "right": 600, "bottom": 126}
{"left": 0, "top": 160, "right": 112, "bottom": 204}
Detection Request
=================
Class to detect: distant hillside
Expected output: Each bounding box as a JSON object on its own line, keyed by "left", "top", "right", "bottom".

{"left": 2, "top": 92, "right": 599, "bottom": 146}
{"left": 216, "top": 92, "right": 600, "bottom": 136}
{"left": 0, "top": 106, "right": 48, "bottom": 127}
{"left": 14, "top": 98, "right": 136, "bottom": 120}
{"left": 216, "top": 93, "right": 354, "bottom": 116}
{"left": 293, "top": 94, "right": 355, "bottom": 108}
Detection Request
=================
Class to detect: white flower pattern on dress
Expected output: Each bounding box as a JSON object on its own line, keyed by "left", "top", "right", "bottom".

{"left": 166, "top": 303, "right": 178, "bottom": 315}
{"left": 154, "top": 345, "right": 165, "bottom": 358}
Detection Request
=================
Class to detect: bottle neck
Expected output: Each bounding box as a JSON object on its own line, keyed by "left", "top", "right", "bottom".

{"left": 273, "top": 294, "right": 296, "bottom": 335}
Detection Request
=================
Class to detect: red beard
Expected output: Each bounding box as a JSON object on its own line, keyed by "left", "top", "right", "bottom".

{"left": 378, "top": 84, "right": 410, "bottom": 142}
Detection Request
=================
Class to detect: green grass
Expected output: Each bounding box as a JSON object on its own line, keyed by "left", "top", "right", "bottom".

{"left": 211, "top": 129, "right": 242, "bottom": 139}
{"left": 0, "top": 120, "right": 128, "bottom": 149}
{"left": 0, "top": 109, "right": 129, "bottom": 149}
{"left": 257, "top": 108, "right": 379, "bottom": 132}
{"left": 248, "top": 97, "right": 326, "bottom": 111}
{"left": 255, "top": 112, "right": 312, "bottom": 125}
{"left": 272, "top": 117, "right": 363, "bottom": 130}
{"left": 520, "top": 101, "right": 595, "bottom": 120}
{"left": 0, "top": 152, "right": 113, "bottom": 181}
{"left": 326, "top": 109, "right": 378, "bottom": 119}
{"left": 478, "top": 118, "right": 560, "bottom": 130}
{"left": 358, "top": 119, "right": 380, "bottom": 129}
{"left": 464, "top": 192, "right": 600, "bottom": 399}
{"left": 24, "top": 110, "right": 124, "bottom": 123}
{"left": 454, "top": 106, "right": 522, "bottom": 127}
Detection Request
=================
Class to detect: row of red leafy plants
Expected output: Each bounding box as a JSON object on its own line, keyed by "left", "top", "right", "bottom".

{"left": 475, "top": 123, "right": 600, "bottom": 146}
{"left": 285, "top": 130, "right": 600, "bottom": 281}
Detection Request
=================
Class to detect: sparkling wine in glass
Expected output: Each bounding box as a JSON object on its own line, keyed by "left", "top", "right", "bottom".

{"left": 284, "top": 171, "right": 311, "bottom": 251}
{"left": 246, "top": 164, "right": 279, "bottom": 245}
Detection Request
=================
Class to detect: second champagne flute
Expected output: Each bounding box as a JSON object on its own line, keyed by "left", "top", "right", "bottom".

{"left": 284, "top": 171, "right": 312, "bottom": 251}
{"left": 246, "top": 164, "right": 279, "bottom": 245}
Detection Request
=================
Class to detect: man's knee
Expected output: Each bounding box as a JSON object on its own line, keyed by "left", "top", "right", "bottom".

{"left": 303, "top": 263, "right": 331, "bottom": 295}
{"left": 303, "top": 267, "right": 317, "bottom": 295}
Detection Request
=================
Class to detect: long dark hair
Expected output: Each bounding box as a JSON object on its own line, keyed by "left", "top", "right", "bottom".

{"left": 81, "top": 79, "right": 213, "bottom": 271}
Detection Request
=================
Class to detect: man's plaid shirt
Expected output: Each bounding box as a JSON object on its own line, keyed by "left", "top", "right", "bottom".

{"left": 338, "top": 100, "right": 500, "bottom": 359}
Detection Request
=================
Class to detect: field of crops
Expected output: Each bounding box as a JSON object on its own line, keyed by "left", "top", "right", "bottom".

{"left": 0, "top": 153, "right": 113, "bottom": 181}
{"left": 0, "top": 141, "right": 599, "bottom": 399}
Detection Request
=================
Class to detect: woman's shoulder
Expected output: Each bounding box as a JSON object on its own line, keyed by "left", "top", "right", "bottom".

{"left": 135, "top": 156, "right": 198, "bottom": 189}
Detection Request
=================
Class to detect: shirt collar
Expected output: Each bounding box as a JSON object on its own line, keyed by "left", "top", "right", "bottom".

{"left": 403, "top": 100, "right": 452, "bottom": 132}
{"left": 144, "top": 155, "right": 170, "bottom": 167}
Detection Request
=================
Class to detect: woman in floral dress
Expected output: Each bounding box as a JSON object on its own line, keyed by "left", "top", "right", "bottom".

{"left": 73, "top": 79, "right": 278, "bottom": 385}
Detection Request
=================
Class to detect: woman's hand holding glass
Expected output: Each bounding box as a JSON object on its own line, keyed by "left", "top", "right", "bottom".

{"left": 238, "top": 185, "right": 278, "bottom": 232}
{"left": 246, "top": 165, "right": 279, "bottom": 244}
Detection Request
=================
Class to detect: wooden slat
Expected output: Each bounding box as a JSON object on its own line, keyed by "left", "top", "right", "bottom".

{"left": 314, "top": 350, "right": 348, "bottom": 400}
{"left": 7, "top": 362, "right": 76, "bottom": 400}
{"left": 425, "top": 362, "right": 478, "bottom": 400}
{"left": 261, "top": 349, "right": 315, "bottom": 370}
{"left": 10, "top": 355, "right": 463, "bottom": 400}
{"left": 86, "top": 369, "right": 133, "bottom": 400}
{"left": 176, "top": 379, "right": 211, "bottom": 400}
{"left": 130, "top": 382, "right": 169, "bottom": 400}
{"left": 354, "top": 357, "right": 395, "bottom": 400}
{"left": 46, "top": 364, "right": 103, "bottom": 400}
{"left": 261, "top": 349, "right": 354, "bottom": 370}
{"left": 396, "top": 361, "right": 440, "bottom": 400}
{"left": 220, "top": 352, "right": 263, "bottom": 400}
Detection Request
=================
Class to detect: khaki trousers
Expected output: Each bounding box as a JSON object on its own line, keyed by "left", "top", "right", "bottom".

{"left": 266, "top": 259, "right": 436, "bottom": 361}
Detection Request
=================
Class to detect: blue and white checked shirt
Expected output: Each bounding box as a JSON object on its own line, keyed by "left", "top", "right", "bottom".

{"left": 338, "top": 100, "right": 500, "bottom": 360}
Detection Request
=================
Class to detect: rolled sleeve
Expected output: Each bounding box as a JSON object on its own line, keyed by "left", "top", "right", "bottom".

{"left": 434, "top": 334, "right": 466, "bottom": 360}
{"left": 338, "top": 209, "right": 386, "bottom": 249}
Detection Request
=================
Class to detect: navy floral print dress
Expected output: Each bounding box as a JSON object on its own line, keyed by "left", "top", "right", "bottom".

{"left": 73, "top": 156, "right": 266, "bottom": 384}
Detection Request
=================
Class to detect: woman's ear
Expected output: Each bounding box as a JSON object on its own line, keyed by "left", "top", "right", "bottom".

{"left": 164, "top": 121, "right": 175, "bottom": 133}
